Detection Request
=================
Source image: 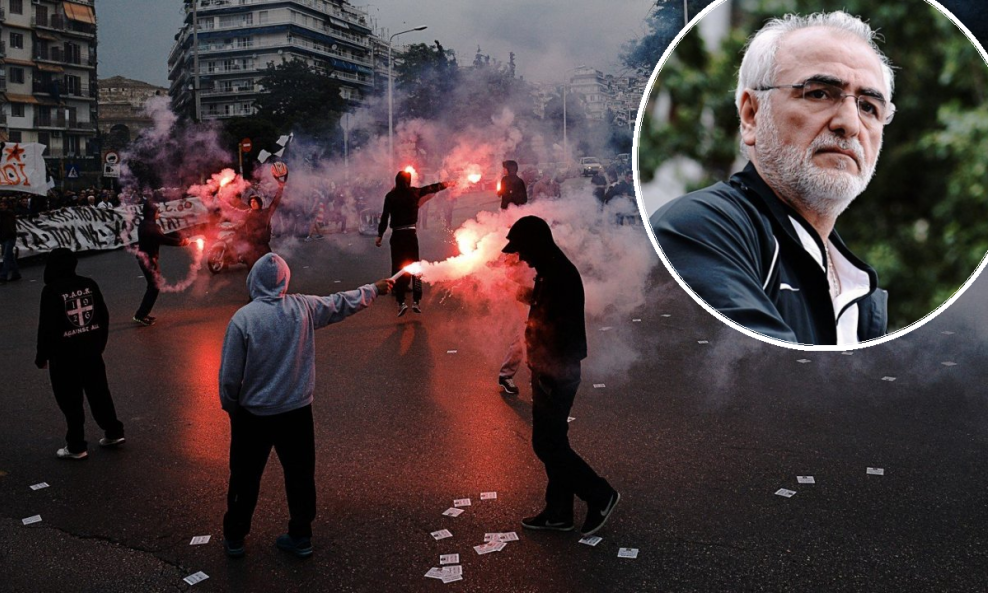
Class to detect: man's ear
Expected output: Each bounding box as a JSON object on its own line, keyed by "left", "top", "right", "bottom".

{"left": 739, "top": 89, "right": 760, "bottom": 148}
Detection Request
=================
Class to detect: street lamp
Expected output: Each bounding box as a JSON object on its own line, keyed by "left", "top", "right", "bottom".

{"left": 388, "top": 26, "right": 427, "bottom": 173}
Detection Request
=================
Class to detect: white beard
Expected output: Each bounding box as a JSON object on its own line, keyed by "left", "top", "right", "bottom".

{"left": 754, "top": 102, "right": 880, "bottom": 220}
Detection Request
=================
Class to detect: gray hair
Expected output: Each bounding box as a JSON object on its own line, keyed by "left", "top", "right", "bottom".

{"left": 735, "top": 11, "right": 895, "bottom": 112}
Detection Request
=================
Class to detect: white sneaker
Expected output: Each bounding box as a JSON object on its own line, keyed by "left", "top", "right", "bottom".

{"left": 56, "top": 447, "right": 88, "bottom": 460}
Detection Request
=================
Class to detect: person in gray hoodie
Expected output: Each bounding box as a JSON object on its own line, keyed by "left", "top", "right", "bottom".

{"left": 219, "top": 252, "right": 392, "bottom": 559}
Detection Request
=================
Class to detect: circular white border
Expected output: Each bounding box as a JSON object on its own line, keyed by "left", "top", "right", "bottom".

{"left": 633, "top": 0, "right": 988, "bottom": 352}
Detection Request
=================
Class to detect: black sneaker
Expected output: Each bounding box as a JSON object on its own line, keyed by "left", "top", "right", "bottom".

{"left": 411, "top": 302, "right": 422, "bottom": 314}
{"left": 521, "top": 510, "right": 574, "bottom": 532}
{"left": 498, "top": 377, "right": 519, "bottom": 395}
{"left": 224, "top": 538, "right": 245, "bottom": 559}
{"left": 276, "top": 534, "right": 313, "bottom": 558}
{"left": 99, "top": 437, "right": 126, "bottom": 448}
{"left": 397, "top": 303, "right": 409, "bottom": 317}
{"left": 581, "top": 490, "right": 620, "bottom": 536}
{"left": 133, "top": 316, "right": 155, "bottom": 326}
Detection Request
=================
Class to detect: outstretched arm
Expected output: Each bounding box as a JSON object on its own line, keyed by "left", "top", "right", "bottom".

{"left": 417, "top": 180, "right": 457, "bottom": 207}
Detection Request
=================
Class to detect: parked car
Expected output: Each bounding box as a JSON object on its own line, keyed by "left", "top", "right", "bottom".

{"left": 580, "top": 157, "right": 603, "bottom": 177}
{"left": 614, "top": 153, "right": 631, "bottom": 168}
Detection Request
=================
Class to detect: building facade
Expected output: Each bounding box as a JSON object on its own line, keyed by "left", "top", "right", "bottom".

{"left": 0, "top": 0, "right": 98, "bottom": 159}
{"left": 98, "top": 76, "right": 166, "bottom": 149}
{"left": 167, "top": 0, "right": 377, "bottom": 121}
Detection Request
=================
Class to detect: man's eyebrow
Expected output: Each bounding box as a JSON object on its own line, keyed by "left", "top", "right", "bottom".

{"left": 804, "top": 74, "right": 887, "bottom": 101}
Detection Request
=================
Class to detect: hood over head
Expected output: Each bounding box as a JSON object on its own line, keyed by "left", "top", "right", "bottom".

{"left": 44, "top": 248, "right": 78, "bottom": 285}
{"left": 395, "top": 171, "right": 411, "bottom": 189}
{"left": 501, "top": 216, "right": 557, "bottom": 256}
{"left": 503, "top": 160, "right": 519, "bottom": 175}
{"left": 247, "top": 252, "right": 291, "bottom": 300}
{"left": 142, "top": 200, "right": 158, "bottom": 219}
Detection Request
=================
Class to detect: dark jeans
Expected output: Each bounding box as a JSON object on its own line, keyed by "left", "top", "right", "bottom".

{"left": 135, "top": 255, "right": 159, "bottom": 319}
{"left": 389, "top": 230, "right": 422, "bottom": 304}
{"left": 50, "top": 355, "right": 125, "bottom": 454}
{"left": 1, "top": 237, "right": 18, "bottom": 280}
{"left": 531, "top": 365, "right": 612, "bottom": 519}
{"left": 223, "top": 405, "right": 316, "bottom": 541}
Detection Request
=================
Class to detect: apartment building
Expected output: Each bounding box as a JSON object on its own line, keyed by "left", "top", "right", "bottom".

{"left": 167, "top": 0, "right": 377, "bottom": 121}
{"left": 0, "top": 0, "right": 98, "bottom": 159}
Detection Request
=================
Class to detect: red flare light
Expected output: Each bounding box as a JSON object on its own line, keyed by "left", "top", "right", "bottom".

{"left": 195, "top": 238, "right": 204, "bottom": 251}
{"left": 496, "top": 180, "right": 501, "bottom": 192}
{"left": 219, "top": 171, "right": 236, "bottom": 188}
{"left": 403, "top": 262, "right": 424, "bottom": 276}
{"left": 467, "top": 173, "right": 482, "bottom": 183}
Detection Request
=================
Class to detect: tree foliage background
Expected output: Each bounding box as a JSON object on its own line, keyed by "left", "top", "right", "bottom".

{"left": 635, "top": 0, "right": 988, "bottom": 331}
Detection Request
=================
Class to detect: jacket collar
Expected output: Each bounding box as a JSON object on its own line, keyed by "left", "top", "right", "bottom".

{"left": 729, "top": 162, "right": 879, "bottom": 288}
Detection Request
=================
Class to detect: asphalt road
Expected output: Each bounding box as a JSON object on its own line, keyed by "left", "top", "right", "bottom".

{"left": 1, "top": 186, "right": 988, "bottom": 592}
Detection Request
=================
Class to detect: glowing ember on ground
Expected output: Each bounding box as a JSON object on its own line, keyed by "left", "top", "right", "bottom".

{"left": 467, "top": 173, "right": 481, "bottom": 183}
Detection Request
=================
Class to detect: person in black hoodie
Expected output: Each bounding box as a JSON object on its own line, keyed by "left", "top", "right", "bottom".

{"left": 375, "top": 170, "right": 456, "bottom": 316}
{"left": 133, "top": 199, "right": 189, "bottom": 326}
{"left": 243, "top": 166, "right": 288, "bottom": 268}
{"left": 0, "top": 199, "right": 21, "bottom": 283}
{"left": 36, "top": 248, "right": 125, "bottom": 460}
{"left": 498, "top": 160, "right": 527, "bottom": 210}
{"left": 501, "top": 216, "right": 619, "bottom": 537}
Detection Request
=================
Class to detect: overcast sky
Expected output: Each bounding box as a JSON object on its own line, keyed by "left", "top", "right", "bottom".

{"left": 96, "top": 0, "right": 659, "bottom": 87}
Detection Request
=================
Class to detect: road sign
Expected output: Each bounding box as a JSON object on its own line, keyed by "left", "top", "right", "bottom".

{"left": 66, "top": 164, "right": 80, "bottom": 179}
{"left": 240, "top": 138, "right": 252, "bottom": 153}
{"left": 103, "top": 164, "right": 120, "bottom": 178}
{"left": 104, "top": 151, "right": 120, "bottom": 165}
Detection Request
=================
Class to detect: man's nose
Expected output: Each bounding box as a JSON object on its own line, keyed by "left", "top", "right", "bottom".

{"left": 829, "top": 96, "right": 861, "bottom": 137}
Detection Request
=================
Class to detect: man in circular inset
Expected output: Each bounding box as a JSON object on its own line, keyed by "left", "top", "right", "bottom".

{"left": 651, "top": 12, "right": 892, "bottom": 346}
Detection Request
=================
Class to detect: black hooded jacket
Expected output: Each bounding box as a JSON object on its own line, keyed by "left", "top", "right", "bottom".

{"left": 137, "top": 202, "right": 184, "bottom": 259}
{"left": 377, "top": 171, "right": 448, "bottom": 237}
{"left": 505, "top": 217, "right": 587, "bottom": 376}
{"left": 498, "top": 174, "right": 528, "bottom": 210}
{"left": 36, "top": 248, "right": 109, "bottom": 366}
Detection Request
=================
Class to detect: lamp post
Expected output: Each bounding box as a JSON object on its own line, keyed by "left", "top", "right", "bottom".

{"left": 388, "top": 26, "right": 427, "bottom": 173}
{"left": 684, "top": 0, "right": 689, "bottom": 27}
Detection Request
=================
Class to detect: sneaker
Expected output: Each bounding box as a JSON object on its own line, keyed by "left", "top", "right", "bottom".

{"left": 275, "top": 534, "right": 313, "bottom": 558}
{"left": 521, "top": 510, "right": 574, "bottom": 532}
{"left": 224, "top": 539, "right": 246, "bottom": 559}
{"left": 498, "top": 377, "right": 519, "bottom": 395}
{"left": 397, "top": 303, "right": 409, "bottom": 317}
{"left": 411, "top": 302, "right": 422, "bottom": 314}
{"left": 56, "top": 447, "right": 88, "bottom": 460}
{"left": 581, "top": 490, "right": 621, "bottom": 536}
{"left": 99, "top": 437, "right": 126, "bottom": 448}
{"left": 133, "top": 316, "right": 155, "bottom": 326}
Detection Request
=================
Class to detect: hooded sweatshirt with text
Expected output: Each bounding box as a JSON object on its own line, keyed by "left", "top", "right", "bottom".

{"left": 218, "top": 253, "right": 379, "bottom": 415}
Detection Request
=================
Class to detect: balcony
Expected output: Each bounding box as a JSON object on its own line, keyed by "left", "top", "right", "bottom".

{"left": 201, "top": 85, "right": 260, "bottom": 96}
{"left": 35, "top": 114, "right": 68, "bottom": 128}
{"left": 69, "top": 120, "right": 95, "bottom": 131}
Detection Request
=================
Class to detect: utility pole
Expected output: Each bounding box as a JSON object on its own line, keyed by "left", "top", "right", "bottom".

{"left": 192, "top": 1, "right": 202, "bottom": 122}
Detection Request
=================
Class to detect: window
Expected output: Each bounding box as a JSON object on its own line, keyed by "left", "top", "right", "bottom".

{"left": 200, "top": 18, "right": 214, "bottom": 30}
{"left": 259, "top": 11, "right": 268, "bottom": 24}
{"left": 11, "top": 104, "right": 24, "bottom": 117}
{"left": 10, "top": 0, "right": 23, "bottom": 15}
{"left": 10, "top": 33, "right": 24, "bottom": 50}
{"left": 8, "top": 131, "right": 22, "bottom": 142}
{"left": 9, "top": 67, "right": 24, "bottom": 84}
{"left": 38, "top": 132, "right": 50, "bottom": 153}
{"left": 67, "top": 135, "right": 79, "bottom": 155}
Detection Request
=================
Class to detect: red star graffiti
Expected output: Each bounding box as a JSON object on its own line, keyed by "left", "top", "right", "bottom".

{"left": 4, "top": 143, "right": 25, "bottom": 163}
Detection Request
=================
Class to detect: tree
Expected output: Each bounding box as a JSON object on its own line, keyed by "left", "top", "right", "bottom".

{"left": 623, "top": 0, "right": 719, "bottom": 73}
{"left": 253, "top": 58, "right": 347, "bottom": 140}
{"left": 395, "top": 41, "right": 459, "bottom": 121}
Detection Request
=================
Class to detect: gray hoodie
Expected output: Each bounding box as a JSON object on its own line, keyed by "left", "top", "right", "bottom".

{"left": 219, "top": 252, "right": 379, "bottom": 415}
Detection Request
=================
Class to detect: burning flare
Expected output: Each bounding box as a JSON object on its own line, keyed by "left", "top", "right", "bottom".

{"left": 403, "top": 262, "right": 424, "bottom": 276}
{"left": 218, "top": 170, "right": 236, "bottom": 188}
{"left": 194, "top": 237, "right": 204, "bottom": 251}
{"left": 467, "top": 173, "right": 482, "bottom": 184}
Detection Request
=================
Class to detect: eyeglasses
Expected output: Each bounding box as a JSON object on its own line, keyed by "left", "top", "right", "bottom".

{"left": 756, "top": 78, "right": 895, "bottom": 126}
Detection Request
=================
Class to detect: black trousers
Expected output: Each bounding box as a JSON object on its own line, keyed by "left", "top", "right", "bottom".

{"left": 389, "top": 230, "right": 422, "bottom": 304}
{"left": 531, "top": 365, "right": 612, "bottom": 519}
{"left": 223, "top": 405, "right": 316, "bottom": 541}
{"left": 50, "top": 355, "right": 125, "bottom": 454}
{"left": 135, "top": 255, "right": 159, "bottom": 319}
